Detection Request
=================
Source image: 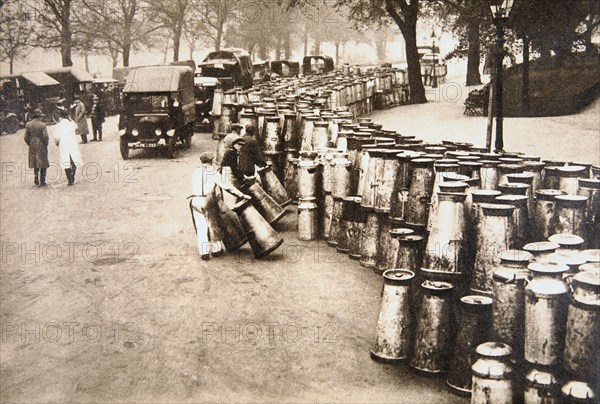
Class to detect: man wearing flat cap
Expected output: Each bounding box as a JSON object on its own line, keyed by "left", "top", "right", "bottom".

{"left": 24, "top": 109, "right": 50, "bottom": 187}
{"left": 190, "top": 151, "right": 250, "bottom": 260}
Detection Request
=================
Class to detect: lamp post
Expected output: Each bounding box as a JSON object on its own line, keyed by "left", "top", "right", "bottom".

{"left": 489, "top": 0, "right": 514, "bottom": 153}
{"left": 431, "top": 29, "right": 438, "bottom": 89}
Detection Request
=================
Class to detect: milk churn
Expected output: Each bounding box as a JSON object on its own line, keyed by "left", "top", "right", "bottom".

{"left": 297, "top": 152, "right": 320, "bottom": 198}
{"left": 282, "top": 112, "right": 299, "bottom": 150}
{"left": 336, "top": 196, "right": 357, "bottom": 253}
{"left": 239, "top": 111, "right": 258, "bottom": 137}
{"left": 371, "top": 269, "right": 415, "bottom": 363}
{"left": 492, "top": 250, "right": 533, "bottom": 358}
{"left": 459, "top": 161, "right": 483, "bottom": 180}
{"left": 498, "top": 164, "right": 524, "bottom": 186}
{"left": 524, "top": 161, "right": 546, "bottom": 195}
{"left": 322, "top": 193, "right": 334, "bottom": 240}
{"left": 563, "top": 271, "right": 600, "bottom": 384}
{"left": 524, "top": 262, "right": 570, "bottom": 366}
{"left": 480, "top": 160, "right": 501, "bottom": 190}
{"left": 374, "top": 150, "right": 400, "bottom": 213}
{"left": 258, "top": 164, "right": 291, "bottom": 208}
{"left": 557, "top": 166, "right": 588, "bottom": 195}
{"left": 299, "top": 115, "right": 318, "bottom": 151}
{"left": 312, "top": 121, "right": 329, "bottom": 151}
{"left": 523, "top": 366, "right": 561, "bottom": 404}
{"left": 361, "top": 148, "right": 386, "bottom": 209}
{"left": 232, "top": 198, "right": 284, "bottom": 259}
{"left": 240, "top": 180, "right": 286, "bottom": 225}
{"left": 383, "top": 228, "right": 416, "bottom": 270}
{"left": 544, "top": 250, "right": 587, "bottom": 275}
{"left": 395, "top": 234, "right": 424, "bottom": 274}
{"left": 374, "top": 217, "right": 402, "bottom": 274}
{"left": 582, "top": 249, "right": 600, "bottom": 263}
{"left": 404, "top": 158, "right": 436, "bottom": 232}
{"left": 550, "top": 195, "right": 588, "bottom": 241}
{"left": 297, "top": 197, "right": 319, "bottom": 241}
{"left": 328, "top": 197, "right": 344, "bottom": 247}
{"left": 560, "top": 381, "right": 596, "bottom": 403}
{"left": 389, "top": 153, "right": 416, "bottom": 222}
{"left": 215, "top": 198, "right": 248, "bottom": 252}
{"left": 548, "top": 233, "right": 585, "bottom": 252}
{"left": 360, "top": 210, "right": 383, "bottom": 268}
{"left": 471, "top": 204, "right": 516, "bottom": 295}
{"left": 532, "top": 189, "right": 567, "bottom": 241}
{"left": 348, "top": 198, "right": 368, "bottom": 259}
{"left": 496, "top": 195, "right": 530, "bottom": 248}
{"left": 523, "top": 241, "right": 561, "bottom": 262}
{"left": 218, "top": 102, "right": 237, "bottom": 134}
{"left": 331, "top": 152, "right": 352, "bottom": 198}
{"left": 577, "top": 178, "right": 600, "bottom": 236}
{"left": 471, "top": 342, "right": 515, "bottom": 404}
{"left": 423, "top": 192, "right": 467, "bottom": 274}
{"left": 283, "top": 149, "right": 299, "bottom": 202}
{"left": 447, "top": 296, "right": 494, "bottom": 395}
{"left": 320, "top": 150, "right": 334, "bottom": 194}
{"left": 507, "top": 173, "right": 536, "bottom": 218}
{"left": 410, "top": 281, "right": 454, "bottom": 374}
{"left": 263, "top": 116, "right": 282, "bottom": 152}
{"left": 357, "top": 144, "right": 378, "bottom": 198}
{"left": 543, "top": 166, "right": 562, "bottom": 190}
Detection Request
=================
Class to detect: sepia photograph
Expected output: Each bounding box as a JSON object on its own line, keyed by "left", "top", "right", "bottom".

{"left": 0, "top": 0, "right": 599, "bottom": 403}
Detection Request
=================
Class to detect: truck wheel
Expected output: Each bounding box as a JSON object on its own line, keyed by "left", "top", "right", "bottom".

{"left": 120, "top": 137, "right": 129, "bottom": 160}
{"left": 167, "top": 137, "right": 177, "bottom": 159}
{"left": 4, "top": 116, "right": 19, "bottom": 134}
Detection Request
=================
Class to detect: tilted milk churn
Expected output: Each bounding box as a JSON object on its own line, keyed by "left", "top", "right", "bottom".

{"left": 371, "top": 269, "right": 415, "bottom": 363}
{"left": 240, "top": 180, "right": 286, "bottom": 225}
{"left": 524, "top": 366, "right": 562, "bottom": 404}
{"left": 560, "top": 381, "right": 596, "bottom": 403}
{"left": 215, "top": 198, "right": 248, "bottom": 252}
{"left": 348, "top": 197, "right": 368, "bottom": 260}
{"left": 232, "top": 199, "right": 283, "bottom": 259}
{"left": 471, "top": 342, "right": 515, "bottom": 404}
{"left": 492, "top": 250, "right": 533, "bottom": 359}
{"left": 524, "top": 262, "right": 570, "bottom": 367}
{"left": 297, "top": 197, "right": 319, "bottom": 241}
{"left": 532, "top": 189, "right": 566, "bottom": 241}
{"left": 557, "top": 166, "right": 588, "bottom": 195}
{"left": 496, "top": 194, "right": 530, "bottom": 249}
{"left": 258, "top": 164, "right": 291, "bottom": 208}
{"left": 410, "top": 281, "right": 454, "bottom": 374}
{"left": 447, "top": 295, "right": 494, "bottom": 395}
{"left": 550, "top": 195, "right": 589, "bottom": 242}
{"left": 404, "top": 158, "right": 435, "bottom": 232}
{"left": 360, "top": 210, "right": 383, "bottom": 268}
{"left": 480, "top": 160, "right": 501, "bottom": 190}
{"left": 563, "top": 271, "right": 600, "bottom": 385}
{"left": 471, "top": 204, "right": 516, "bottom": 295}
{"left": 423, "top": 191, "right": 467, "bottom": 275}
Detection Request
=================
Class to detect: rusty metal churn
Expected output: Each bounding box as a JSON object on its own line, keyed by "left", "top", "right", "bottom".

{"left": 563, "top": 271, "right": 600, "bottom": 385}
{"left": 336, "top": 196, "right": 357, "bottom": 253}
{"left": 395, "top": 234, "right": 424, "bottom": 273}
{"left": 471, "top": 342, "right": 515, "bottom": 404}
{"left": 409, "top": 281, "right": 454, "bottom": 374}
{"left": 297, "top": 197, "right": 319, "bottom": 241}
{"left": 404, "top": 158, "right": 436, "bottom": 232}
{"left": 523, "top": 366, "right": 562, "bottom": 404}
{"left": 550, "top": 195, "right": 589, "bottom": 242}
{"left": 360, "top": 210, "right": 383, "bottom": 268}
{"left": 383, "top": 228, "right": 416, "bottom": 272}
{"left": 232, "top": 199, "right": 283, "bottom": 259}
{"left": 423, "top": 191, "right": 467, "bottom": 275}
{"left": 374, "top": 217, "right": 402, "bottom": 274}
{"left": 447, "top": 295, "right": 494, "bottom": 395}
{"left": 258, "top": 165, "right": 291, "bottom": 208}
{"left": 264, "top": 116, "right": 282, "bottom": 152}
{"left": 524, "top": 261, "right": 570, "bottom": 367}
{"left": 480, "top": 160, "right": 501, "bottom": 190}
{"left": 371, "top": 269, "right": 415, "bottom": 363}
{"left": 348, "top": 197, "right": 368, "bottom": 260}
{"left": 240, "top": 180, "right": 286, "bottom": 225}
{"left": 496, "top": 194, "right": 530, "bottom": 249}
{"left": 557, "top": 166, "right": 588, "bottom": 195}
{"left": 282, "top": 112, "right": 299, "bottom": 150}
{"left": 471, "top": 204, "right": 516, "bottom": 296}
{"left": 560, "top": 381, "right": 597, "bottom": 403}
{"left": 492, "top": 250, "right": 533, "bottom": 359}
{"left": 532, "top": 189, "right": 567, "bottom": 241}
{"left": 283, "top": 149, "right": 299, "bottom": 203}
{"left": 328, "top": 197, "right": 344, "bottom": 247}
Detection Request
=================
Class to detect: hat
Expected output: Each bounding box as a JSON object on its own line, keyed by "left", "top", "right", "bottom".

{"left": 231, "top": 123, "right": 243, "bottom": 131}
{"left": 232, "top": 137, "right": 245, "bottom": 146}
{"left": 32, "top": 108, "right": 44, "bottom": 118}
{"left": 199, "top": 152, "right": 215, "bottom": 163}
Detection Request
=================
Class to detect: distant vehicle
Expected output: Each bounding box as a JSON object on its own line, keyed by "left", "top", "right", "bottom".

{"left": 0, "top": 71, "right": 63, "bottom": 133}
{"left": 91, "top": 77, "right": 120, "bottom": 116}
{"left": 197, "top": 48, "right": 253, "bottom": 91}
{"left": 252, "top": 61, "right": 271, "bottom": 84}
{"left": 44, "top": 67, "right": 94, "bottom": 110}
{"left": 118, "top": 66, "right": 196, "bottom": 159}
{"left": 194, "top": 75, "right": 219, "bottom": 131}
{"left": 271, "top": 60, "right": 300, "bottom": 78}
{"left": 302, "top": 56, "right": 335, "bottom": 76}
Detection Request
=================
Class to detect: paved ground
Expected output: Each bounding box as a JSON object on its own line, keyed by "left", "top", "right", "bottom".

{"left": 0, "top": 72, "right": 598, "bottom": 403}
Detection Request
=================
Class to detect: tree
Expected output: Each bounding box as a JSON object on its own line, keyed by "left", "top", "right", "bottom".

{"left": 30, "top": 0, "right": 76, "bottom": 67}
{"left": 192, "top": 0, "right": 237, "bottom": 51}
{"left": 146, "top": 0, "right": 194, "bottom": 62}
{"left": 0, "top": 0, "right": 35, "bottom": 73}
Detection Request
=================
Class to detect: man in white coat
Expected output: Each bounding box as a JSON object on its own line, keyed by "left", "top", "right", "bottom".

{"left": 53, "top": 107, "right": 83, "bottom": 186}
{"left": 190, "top": 152, "right": 250, "bottom": 261}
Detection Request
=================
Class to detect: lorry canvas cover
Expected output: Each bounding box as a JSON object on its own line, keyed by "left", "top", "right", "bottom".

{"left": 123, "top": 66, "right": 193, "bottom": 93}
{"left": 45, "top": 67, "right": 93, "bottom": 83}
{"left": 21, "top": 72, "right": 60, "bottom": 87}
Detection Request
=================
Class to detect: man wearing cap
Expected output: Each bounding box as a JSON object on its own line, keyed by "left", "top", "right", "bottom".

{"left": 190, "top": 151, "right": 250, "bottom": 260}
{"left": 239, "top": 125, "right": 267, "bottom": 179}
{"left": 90, "top": 94, "right": 105, "bottom": 141}
{"left": 24, "top": 109, "right": 50, "bottom": 187}
{"left": 220, "top": 134, "right": 246, "bottom": 208}
{"left": 73, "top": 94, "right": 89, "bottom": 144}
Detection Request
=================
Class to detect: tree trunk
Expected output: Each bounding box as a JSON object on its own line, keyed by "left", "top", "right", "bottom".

{"left": 335, "top": 42, "right": 340, "bottom": 64}
{"left": 10, "top": 57, "right": 14, "bottom": 74}
{"left": 303, "top": 29, "right": 308, "bottom": 56}
{"left": 84, "top": 52, "right": 90, "bottom": 73}
{"left": 402, "top": 25, "right": 427, "bottom": 103}
{"left": 375, "top": 37, "right": 387, "bottom": 61}
{"left": 284, "top": 33, "right": 291, "bottom": 59}
{"left": 313, "top": 41, "right": 321, "bottom": 55}
{"left": 61, "top": 22, "right": 73, "bottom": 67}
{"left": 466, "top": 19, "right": 482, "bottom": 86}
{"left": 172, "top": 24, "right": 182, "bottom": 62}
{"left": 522, "top": 34, "right": 530, "bottom": 114}
{"left": 123, "top": 41, "right": 131, "bottom": 67}
{"left": 215, "top": 25, "right": 222, "bottom": 51}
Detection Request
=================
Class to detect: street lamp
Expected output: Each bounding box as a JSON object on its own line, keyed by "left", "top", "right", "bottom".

{"left": 431, "top": 29, "right": 438, "bottom": 89}
{"left": 489, "top": 0, "right": 514, "bottom": 153}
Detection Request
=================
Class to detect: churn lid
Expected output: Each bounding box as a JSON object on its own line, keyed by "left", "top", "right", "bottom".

{"left": 561, "top": 381, "right": 596, "bottom": 401}
{"left": 525, "top": 367, "right": 559, "bottom": 388}
{"left": 420, "top": 280, "right": 453, "bottom": 295}
{"left": 557, "top": 165, "right": 587, "bottom": 177}
{"left": 554, "top": 195, "right": 588, "bottom": 208}
{"left": 500, "top": 250, "right": 533, "bottom": 264}
{"left": 383, "top": 269, "right": 415, "bottom": 286}
{"left": 548, "top": 233, "right": 585, "bottom": 248}
{"left": 471, "top": 190, "right": 502, "bottom": 203}
{"left": 582, "top": 249, "right": 600, "bottom": 263}
{"left": 460, "top": 295, "right": 493, "bottom": 313}
{"left": 442, "top": 173, "right": 470, "bottom": 183}
{"left": 523, "top": 241, "right": 560, "bottom": 255}
{"left": 528, "top": 261, "right": 570, "bottom": 275}
{"left": 579, "top": 262, "right": 600, "bottom": 274}
{"left": 475, "top": 341, "right": 513, "bottom": 358}
{"left": 543, "top": 251, "right": 587, "bottom": 268}
{"left": 389, "top": 228, "right": 414, "bottom": 238}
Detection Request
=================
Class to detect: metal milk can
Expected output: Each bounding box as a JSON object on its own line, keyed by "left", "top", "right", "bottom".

{"left": 297, "top": 197, "right": 319, "bottom": 241}
{"left": 532, "top": 189, "right": 567, "bottom": 241}
{"left": 347, "top": 197, "right": 368, "bottom": 260}
{"left": 299, "top": 114, "right": 318, "bottom": 151}
{"left": 239, "top": 111, "right": 258, "bottom": 138}
{"left": 543, "top": 166, "right": 561, "bottom": 190}
{"left": 232, "top": 199, "right": 283, "bottom": 259}
{"left": 371, "top": 269, "right": 415, "bottom": 363}
{"left": 359, "top": 209, "right": 383, "bottom": 268}
{"left": 240, "top": 180, "right": 286, "bottom": 225}
{"left": 524, "top": 161, "right": 546, "bottom": 195}
{"left": 523, "top": 241, "right": 560, "bottom": 262}
{"left": 218, "top": 102, "right": 237, "bottom": 134}
{"left": 560, "top": 381, "right": 596, "bottom": 403}
{"left": 374, "top": 150, "right": 400, "bottom": 213}
{"left": 423, "top": 191, "right": 467, "bottom": 274}
{"left": 498, "top": 163, "right": 524, "bottom": 186}
{"left": 361, "top": 148, "right": 385, "bottom": 209}
{"left": 320, "top": 150, "right": 334, "bottom": 194}
{"left": 404, "top": 158, "right": 435, "bottom": 232}
{"left": 374, "top": 217, "right": 401, "bottom": 274}
{"left": 524, "top": 366, "right": 561, "bottom": 404}
{"left": 471, "top": 204, "right": 516, "bottom": 295}
{"left": 312, "top": 121, "right": 329, "bottom": 151}
{"left": 524, "top": 262, "right": 570, "bottom": 367}
{"left": 492, "top": 250, "right": 533, "bottom": 358}
{"left": 327, "top": 197, "right": 344, "bottom": 247}
{"left": 507, "top": 172, "right": 536, "bottom": 218}
{"left": 550, "top": 195, "right": 589, "bottom": 241}
{"left": 331, "top": 152, "right": 352, "bottom": 199}
{"left": 283, "top": 149, "right": 299, "bottom": 203}
{"left": 297, "top": 152, "right": 320, "bottom": 198}
{"left": 258, "top": 161, "right": 290, "bottom": 207}
{"left": 410, "top": 281, "right": 454, "bottom": 374}
{"left": 357, "top": 144, "right": 378, "bottom": 198}
{"left": 548, "top": 233, "right": 585, "bottom": 252}
{"left": 395, "top": 234, "right": 424, "bottom": 274}
{"left": 563, "top": 271, "right": 600, "bottom": 385}
{"left": 447, "top": 295, "right": 494, "bottom": 395}
{"left": 496, "top": 195, "right": 530, "bottom": 249}
{"left": 480, "top": 160, "right": 501, "bottom": 190}
{"left": 384, "top": 228, "right": 416, "bottom": 270}
{"left": 471, "top": 342, "right": 515, "bottom": 404}
{"left": 282, "top": 112, "right": 299, "bottom": 150}
{"left": 389, "top": 152, "right": 420, "bottom": 222}
{"left": 578, "top": 179, "right": 600, "bottom": 249}
{"left": 264, "top": 116, "right": 282, "bottom": 152}
{"left": 558, "top": 166, "right": 588, "bottom": 195}
{"left": 336, "top": 196, "right": 357, "bottom": 253}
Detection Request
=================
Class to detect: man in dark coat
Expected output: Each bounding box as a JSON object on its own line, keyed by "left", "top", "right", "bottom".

{"left": 24, "top": 109, "right": 50, "bottom": 186}
{"left": 90, "top": 94, "right": 105, "bottom": 141}
{"left": 238, "top": 125, "right": 266, "bottom": 179}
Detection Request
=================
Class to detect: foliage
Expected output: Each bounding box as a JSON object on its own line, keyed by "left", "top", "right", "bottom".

{"left": 0, "top": 0, "right": 35, "bottom": 73}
